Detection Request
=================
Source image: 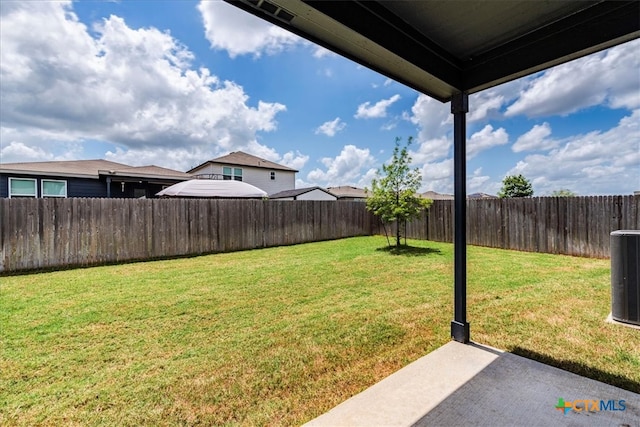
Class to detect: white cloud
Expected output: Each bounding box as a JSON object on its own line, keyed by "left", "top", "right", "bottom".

{"left": 380, "top": 121, "right": 398, "bottom": 131}
{"left": 320, "top": 67, "right": 334, "bottom": 78}
{"left": 468, "top": 168, "right": 491, "bottom": 193}
{"left": 505, "top": 39, "right": 640, "bottom": 118}
{"left": 512, "top": 123, "right": 557, "bottom": 153}
{"left": 408, "top": 94, "right": 451, "bottom": 141}
{"left": 0, "top": 127, "right": 85, "bottom": 163}
{"left": 280, "top": 150, "right": 309, "bottom": 170}
{"left": 307, "top": 145, "right": 376, "bottom": 186}
{"left": 410, "top": 137, "right": 451, "bottom": 165}
{"left": 406, "top": 94, "right": 455, "bottom": 187}
{"left": 420, "top": 159, "right": 453, "bottom": 194}
{"left": 105, "top": 146, "right": 208, "bottom": 172}
{"left": 503, "top": 110, "right": 640, "bottom": 195}
{"left": 468, "top": 78, "right": 527, "bottom": 123}
{"left": 315, "top": 117, "right": 346, "bottom": 137}
{"left": 355, "top": 94, "right": 401, "bottom": 119}
{"left": 0, "top": 1, "right": 293, "bottom": 170}
{"left": 0, "top": 141, "right": 53, "bottom": 163}
{"left": 358, "top": 168, "right": 378, "bottom": 189}
{"left": 467, "top": 125, "right": 509, "bottom": 159}
{"left": 197, "top": 1, "right": 303, "bottom": 58}
{"left": 312, "top": 46, "right": 336, "bottom": 59}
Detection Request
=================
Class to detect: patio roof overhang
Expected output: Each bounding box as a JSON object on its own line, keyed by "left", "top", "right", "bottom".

{"left": 224, "top": 0, "right": 640, "bottom": 343}
{"left": 225, "top": 0, "right": 639, "bottom": 102}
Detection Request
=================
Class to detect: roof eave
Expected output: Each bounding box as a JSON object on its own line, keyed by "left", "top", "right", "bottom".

{"left": 98, "top": 170, "right": 192, "bottom": 181}
{"left": 225, "top": 0, "right": 640, "bottom": 102}
{"left": 0, "top": 168, "right": 98, "bottom": 179}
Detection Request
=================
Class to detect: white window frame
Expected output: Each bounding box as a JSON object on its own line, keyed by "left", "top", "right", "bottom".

{"left": 270, "top": 171, "right": 276, "bottom": 180}
{"left": 41, "top": 179, "right": 67, "bottom": 198}
{"left": 8, "top": 177, "right": 37, "bottom": 198}
{"left": 223, "top": 166, "right": 243, "bottom": 181}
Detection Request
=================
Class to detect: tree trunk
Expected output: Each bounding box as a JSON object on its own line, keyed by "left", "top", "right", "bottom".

{"left": 395, "top": 191, "right": 401, "bottom": 247}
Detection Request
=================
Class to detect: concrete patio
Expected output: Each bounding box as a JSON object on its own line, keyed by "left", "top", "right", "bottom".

{"left": 305, "top": 341, "right": 639, "bottom": 427}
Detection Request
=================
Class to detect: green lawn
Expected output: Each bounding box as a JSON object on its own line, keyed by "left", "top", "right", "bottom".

{"left": 1, "top": 236, "right": 638, "bottom": 426}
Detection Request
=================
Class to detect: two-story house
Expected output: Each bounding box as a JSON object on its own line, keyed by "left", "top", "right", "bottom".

{"left": 188, "top": 151, "right": 297, "bottom": 195}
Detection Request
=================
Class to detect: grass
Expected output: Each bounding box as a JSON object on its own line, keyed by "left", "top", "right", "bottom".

{"left": 1, "top": 236, "right": 638, "bottom": 426}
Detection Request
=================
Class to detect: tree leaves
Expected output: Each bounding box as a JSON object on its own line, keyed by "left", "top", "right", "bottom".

{"left": 498, "top": 174, "right": 534, "bottom": 198}
{"left": 365, "top": 137, "right": 432, "bottom": 246}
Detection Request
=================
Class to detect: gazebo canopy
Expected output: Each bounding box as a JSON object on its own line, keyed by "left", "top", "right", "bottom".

{"left": 157, "top": 179, "right": 267, "bottom": 198}
{"left": 225, "top": 0, "right": 638, "bottom": 102}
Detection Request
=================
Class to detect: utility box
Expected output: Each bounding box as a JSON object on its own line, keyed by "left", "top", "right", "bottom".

{"left": 611, "top": 230, "right": 640, "bottom": 326}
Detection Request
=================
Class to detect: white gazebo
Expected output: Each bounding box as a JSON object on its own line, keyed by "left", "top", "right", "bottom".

{"left": 156, "top": 179, "right": 267, "bottom": 198}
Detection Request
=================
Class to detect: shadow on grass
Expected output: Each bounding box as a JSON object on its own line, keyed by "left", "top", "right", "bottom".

{"left": 376, "top": 245, "right": 442, "bottom": 257}
{"left": 512, "top": 346, "right": 640, "bottom": 393}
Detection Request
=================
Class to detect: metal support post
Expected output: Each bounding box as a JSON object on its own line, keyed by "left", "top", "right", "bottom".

{"left": 451, "top": 92, "right": 470, "bottom": 343}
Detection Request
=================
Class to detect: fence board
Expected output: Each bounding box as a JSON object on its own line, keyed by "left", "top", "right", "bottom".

{"left": 402, "top": 196, "right": 638, "bottom": 259}
{"left": 0, "top": 198, "right": 377, "bottom": 272}
{"left": 1, "top": 196, "right": 638, "bottom": 273}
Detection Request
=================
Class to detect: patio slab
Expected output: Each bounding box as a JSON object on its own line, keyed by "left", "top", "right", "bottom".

{"left": 304, "top": 341, "right": 639, "bottom": 426}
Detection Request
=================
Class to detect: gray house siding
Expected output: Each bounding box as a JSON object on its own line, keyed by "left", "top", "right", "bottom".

{"left": 1, "top": 174, "right": 169, "bottom": 198}
{"left": 0, "top": 174, "right": 106, "bottom": 198}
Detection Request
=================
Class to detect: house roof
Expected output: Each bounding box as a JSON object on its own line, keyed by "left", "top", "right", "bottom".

{"left": 326, "top": 186, "right": 367, "bottom": 199}
{"left": 188, "top": 151, "right": 297, "bottom": 173}
{"left": 0, "top": 159, "right": 192, "bottom": 181}
{"left": 468, "top": 192, "right": 498, "bottom": 199}
{"left": 269, "top": 186, "right": 335, "bottom": 199}
{"left": 225, "top": 0, "right": 639, "bottom": 102}
{"left": 421, "top": 191, "right": 454, "bottom": 200}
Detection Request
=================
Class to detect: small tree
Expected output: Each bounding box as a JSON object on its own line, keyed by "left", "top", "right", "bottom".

{"left": 498, "top": 174, "right": 533, "bottom": 198}
{"left": 366, "top": 137, "right": 432, "bottom": 247}
{"left": 551, "top": 189, "right": 576, "bottom": 197}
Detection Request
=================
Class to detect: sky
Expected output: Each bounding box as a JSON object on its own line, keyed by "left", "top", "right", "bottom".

{"left": 1, "top": 0, "right": 639, "bottom": 196}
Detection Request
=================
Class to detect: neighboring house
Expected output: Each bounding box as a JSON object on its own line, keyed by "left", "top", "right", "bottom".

{"left": 270, "top": 187, "right": 337, "bottom": 201}
{"left": 188, "top": 151, "right": 296, "bottom": 195}
{"left": 421, "top": 191, "right": 454, "bottom": 200}
{"left": 468, "top": 192, "right": 498, "bottom": 199}
{"left": 0, "top": 159, "right": 192, "bottom": 198}
{"left": 326, "top": 186, "right": 367, "bottom": 201}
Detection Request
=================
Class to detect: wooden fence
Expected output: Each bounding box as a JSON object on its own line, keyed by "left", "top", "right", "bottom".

{"left": 1, "top": 196, "right": 637, "bottom": 273}
{"left": 0, "top": 198, "right": 377, "bottom": 273}
{"left": 403, "top": 196, "right": 639, "bottom": 258}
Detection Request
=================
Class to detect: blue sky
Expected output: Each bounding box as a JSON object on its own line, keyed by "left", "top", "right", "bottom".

{"left": 1, "top": 0, "right": 638, "bottom": 196}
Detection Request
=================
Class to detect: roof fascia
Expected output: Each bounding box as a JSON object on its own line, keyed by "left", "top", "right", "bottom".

{"left": 0, "top": 169, "right": 98, "bottom": 179}
{"left": 186, "top": 161, "right": 213, "bottom": 174}
{"left": 204, "top": 159, "right": 297, "bottom": 172}
{"left": 225, "top": 0, "right": 458, "bottom": 102}
{"left": 226, "top": 0, "right": 639, "bottom": 103}
{"left": 98, "top": 170, "right": 191, "bottom": 181}
{"left": 302, "top": 0, "right": 463, "bottom": 89}
{"left": 463, "top": 1, "right": 640, "bottom": 93}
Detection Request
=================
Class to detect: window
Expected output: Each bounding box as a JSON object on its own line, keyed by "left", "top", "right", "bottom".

{"left": 9, "top": 178, "right": 36, "bottom": 198}
{"left": 42, "top": 179, "right": 67, "bottom": 198}
{"left": 270, "top": 171, "right": 276, "bottom": 180}
{"left": 223, "top": 166, "right": 243, "bottom": 181}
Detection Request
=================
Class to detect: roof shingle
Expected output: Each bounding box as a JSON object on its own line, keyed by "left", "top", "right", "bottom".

{"left": 0, "top": 159, "right": 191, "bottom": 180}
{"left": 189, "top": 151, "right": 297, "bottom": 173}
